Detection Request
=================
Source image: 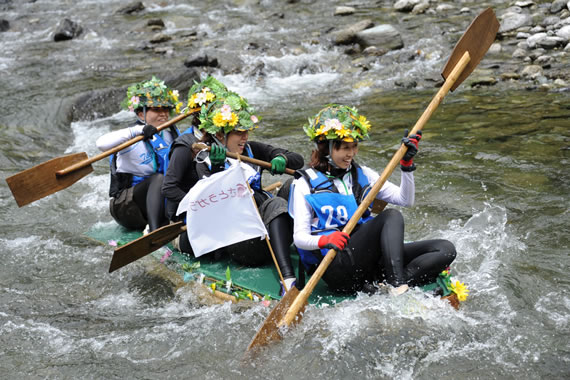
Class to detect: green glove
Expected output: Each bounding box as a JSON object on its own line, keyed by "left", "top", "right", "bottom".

{"left": 270, "top": 155, "right": 287, "bottom": 175}
{"left": 210, "top": 145, "right": 226, "bottom": 166}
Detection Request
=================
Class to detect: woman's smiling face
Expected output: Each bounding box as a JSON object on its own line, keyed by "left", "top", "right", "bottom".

{"left": 330, "top": 141, "right": 358, "bottom": 169}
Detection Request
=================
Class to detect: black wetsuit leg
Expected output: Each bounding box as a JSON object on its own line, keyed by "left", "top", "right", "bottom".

{"left": 268, "top": 213, "right": 296, "bottom": 279}
{"left": 322, "top": 208, "right": 408, "bottom": 292}
{"left": 132, "top": 173, "right": 167, "bottom": 231}
{"left": 402, "top": 240, "right": 457, "bottom": 286}
{"left": 178, "top": 231, "right": 193, "bottom": 256}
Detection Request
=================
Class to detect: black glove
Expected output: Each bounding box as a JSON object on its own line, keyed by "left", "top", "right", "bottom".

{"left": 400, "top": 129, "right": 422, "bottom": 172}
{"left": 142, "top": 124, "right": 158, "bottom": 141}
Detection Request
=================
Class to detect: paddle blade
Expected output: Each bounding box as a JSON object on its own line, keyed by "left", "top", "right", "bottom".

{"left": 247, "top": 286, "right": 304, "bottom": 352}
{"left": 108, "top": 221, "right": 185, "bottom": 273}
{"left": 442, "top": 8, "right": 499, "bottom": 91}
{"left": 6, "top": 152, "right": 93, "bottom": 207}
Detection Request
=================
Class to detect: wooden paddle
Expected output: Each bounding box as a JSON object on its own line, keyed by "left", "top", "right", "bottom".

{"left": 5, "top": 110, "right": 197, "bottom": 207}
{"left": 194, "top": 143, "right": 388, "bottom": 212}
{"left": 246, "top": 8, "right": 499, "bottom": 352}
{"left": 108, "top": 181, "right": 282, "bottom": 273}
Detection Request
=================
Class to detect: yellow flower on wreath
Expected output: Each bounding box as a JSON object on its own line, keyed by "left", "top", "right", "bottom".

{"left": 337, "top": 128, "right": 351, "bottom": 139}
{"left": 212, "top": 111, "right": 239, "bottom": 127}
{"left": 359, "top": 115, "right": 371, "bottom": 131}
{"left": 228, "top": 112, "right": 239, "bottom": 127}
{"left": 450, "top": 280, "right": 469, "bottom": 301}
{"left": 188, "top": 88, "right": 216, "bottom": 108}
{"left": 213, "top": 112, "right": 226, "bottom": 127}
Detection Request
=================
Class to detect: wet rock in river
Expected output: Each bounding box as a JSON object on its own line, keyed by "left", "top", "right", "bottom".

{"left": 515, "top": 1, "right": 536, "bottom": 8}
{"left": 470, "top": 77, "right": 497, "bottom": 87}
{"left": 526, "top": 32, "right": 547, "bottom": 48}
{"left": 147, "top": 18, "right": 165, "bottom": 31}
{"left": 435, "top": 4, "right": 454, "bottom": 12}
{"left": 536, "top": 55, "right": 553, "bottom": 67}
{"left": 332, "top": 19, "right": 374, "bottom": 45}
{"left": 489, "top": 42, "right": 502, "bottom": 54}
{"left": 116, "top": 1, "right": 144, "bottom": 15}
{"left": 362, "top": 46, "right": 387, "bottom": 56}
{"left": 550, "top": 0, "right": 568, "bottom": 13}
{"left": 541, "top": 16, "right": 561, "bottom": 27}
{"left": 521, "top": 64, "right": 543, "bottom": 77}
{"left": 149, "top": 33, "right": 171, "bottom": 44}
{"left": 183, "top": 54, "right": 218, "bottom": 68}
{"left": 0, "top": 19, "right": 8, "bottom": 32}
{"left": 539, "top": 36, "right": 566, "bottom": 49}
{"left": 395, "top": 78, "right": 417, "bottom": 88}
{"left": 557, "top": 25, "right": 570, "bottom": 39}
{"left": 411, "top": 1, "right": 430, "bottom": 15}
{"left": 513, "top": 47, "right": 528, "bottom": 58}
{"left": 394, "top": 0, "right": 421, "bottom": 13}
{"left": 356, "top": 24, "right": 404, "bottom": 50}
{"left": 53, "top": 18, "right": 83, "bottom": 42}
{"left": 499, "top": 8, "right": 533, "bottom": 33}
{"left": 334, "top": 6, "right": 355, "bottom": 16}
{"left": 501, "top": 72, "right": 521, "bottom": 80}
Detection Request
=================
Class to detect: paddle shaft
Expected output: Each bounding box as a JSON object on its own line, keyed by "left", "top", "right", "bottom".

{"left": 56, "top": 111, "right": 194, "bottom": 177}
{"left": 192, "top": 143, "right": 296, "bottom": 176}
{"left": 279, "top": 51, "right": 472, "bottom": 327}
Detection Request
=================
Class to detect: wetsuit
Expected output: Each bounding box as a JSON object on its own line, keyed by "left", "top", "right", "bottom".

{"left": 96, "top": 120, "right": 178, "bottom": 231}
{"left": 289, "top": 163, "right": 456, "bottom": 293}
{"left": 194, "top": 141, "right": 303, "bottom": 277}
{"left": 161, "top": 128, "right": 202, "bottom": 253}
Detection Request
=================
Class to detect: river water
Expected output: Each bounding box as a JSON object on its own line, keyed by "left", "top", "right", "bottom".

{"left": 1, "top": 1, "right": 569, "bottom": 379}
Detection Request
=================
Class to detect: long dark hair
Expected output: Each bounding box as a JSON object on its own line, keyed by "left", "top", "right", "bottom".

{"left": 310, "top": 139, "right": 345, "bottom": 173}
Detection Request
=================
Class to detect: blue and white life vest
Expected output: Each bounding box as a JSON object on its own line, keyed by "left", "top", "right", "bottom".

{"left": 295, "top": 163, "right": 373, "bottom": 268}
{"left": 109, "top": 125, "right": 179, "bottom": 198}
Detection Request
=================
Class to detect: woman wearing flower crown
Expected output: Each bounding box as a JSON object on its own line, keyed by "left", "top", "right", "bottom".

{"left": 161, "top": 76, "right": 228, "bottom": 225}
{"left": 168, "top": 78, "right": 303, "bottom": 295}
{"left": 288, "top": 105, "right": 456, "bottom": 295}
{"left": 96, "top": 76, "right": 183, "bottom": 233}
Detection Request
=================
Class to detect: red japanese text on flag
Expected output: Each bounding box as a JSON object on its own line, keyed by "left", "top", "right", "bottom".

{"left": 176, "top": 162, "right": 267, "bottom": 257}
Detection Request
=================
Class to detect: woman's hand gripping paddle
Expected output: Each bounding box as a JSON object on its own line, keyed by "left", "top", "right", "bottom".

{"left": 246, "top": 8, "right": 499, "bottom": 353}
{"left": 5, "top": 110, "right": 198, "bottom": 207}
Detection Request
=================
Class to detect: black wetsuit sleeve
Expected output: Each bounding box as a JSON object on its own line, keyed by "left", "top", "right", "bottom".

{"left": 248, "top": 141, "right": 304, "bottom": 170}
{"left": 162, "top": 144, "right": 197, "bottom": 203}
{"left": 195, "top": 160, "right": 213, "bottom": 178}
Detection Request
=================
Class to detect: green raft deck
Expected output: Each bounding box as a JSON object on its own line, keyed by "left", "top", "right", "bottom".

{"left": 86, "top": 223, "right": 461, "bottom": 308}
{"left": 86, "top": 222, "right": 352, "bottom": 305}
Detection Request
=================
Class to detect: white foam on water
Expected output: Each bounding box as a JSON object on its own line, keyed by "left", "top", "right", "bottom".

{"left": 66, "top": 110, "right": 134, "bottom": 155}
{"left": 535, "top": 291, "right": 570, "bottom": 330}
{"left": 1, "top": 319, "right": 74, "bottom": 356}
{"left": 214, "top": 71, "right": 341, "bottom": 107}
{"left": 94, "top": 290, "right": 140, "bottom": 311}
{"left": 146, "top": 3, "right": 197, "bottom": 13}
{"left": 77, "top": 174, "right": 109, "bottom": 211}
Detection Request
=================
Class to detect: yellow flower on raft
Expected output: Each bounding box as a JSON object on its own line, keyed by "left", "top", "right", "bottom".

{"left": 450, "top": 280, "right": 469, "bottom": 301}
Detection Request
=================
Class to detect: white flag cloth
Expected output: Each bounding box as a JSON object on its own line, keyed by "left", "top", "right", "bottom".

{"left": 176, "top": 162, "right": 268, "bottom": 257}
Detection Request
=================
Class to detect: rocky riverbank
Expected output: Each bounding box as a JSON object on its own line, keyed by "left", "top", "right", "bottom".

{"left": 0, "top": 0, "right": 568, "bottom": 125}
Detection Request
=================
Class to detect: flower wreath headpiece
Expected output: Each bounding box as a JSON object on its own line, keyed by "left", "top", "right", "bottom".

{"left": 304, "top": 104, "right": 371, "bottom": 142}
{"left": 187, "top": 77, "right": 260, "bottom": 135}
{"left": 121, "top": 76, "right": 182, "bottom": 114}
